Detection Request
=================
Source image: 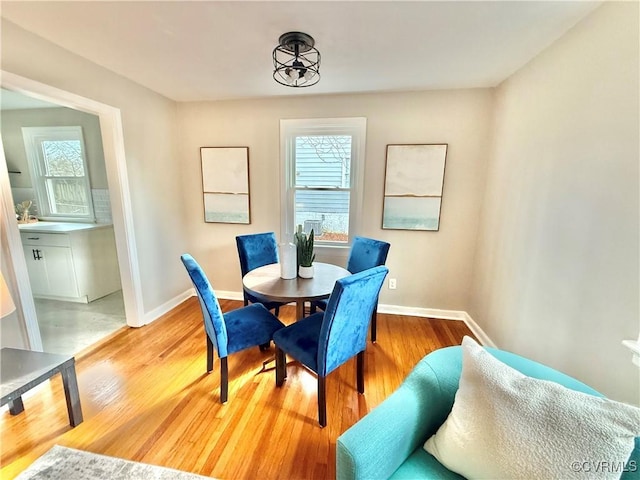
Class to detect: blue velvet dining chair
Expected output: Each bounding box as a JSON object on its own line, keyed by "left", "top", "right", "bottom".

{"left": 236, "top": 232, "right": 286, "bottom": 317}
{"left": 273, "top": 266, "right": 389, "bottom": 427}
{"left": 181, "top": 254, "right": 285, "bottom": 403}
{"left": 311, "top": 236, "right": 390, "bottom": 342}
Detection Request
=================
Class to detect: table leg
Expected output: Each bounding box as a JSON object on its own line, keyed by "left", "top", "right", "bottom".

{"left": 8, "top": 397, "right": 24, "bottom": 415}
{"left": 60, "top": 364, "right": 83, "bottom": 427}
{"left": 296, "top": 300, "right": 304, "bottom": 320}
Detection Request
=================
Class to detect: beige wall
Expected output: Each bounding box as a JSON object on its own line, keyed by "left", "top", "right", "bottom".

{"left": 177, "top": 89, "right": 493, "bottom": 309}
{"left": 3, "top": 106, "right": 108, "bottom": 189}
{"left": 469, "top": 2, "right": 639, "bottom": 404}
{"left": 1, "top": 19, "right": 188, "bottom": 315}
{"left": 2, "top": 4, "right": 637, "bottom": 405}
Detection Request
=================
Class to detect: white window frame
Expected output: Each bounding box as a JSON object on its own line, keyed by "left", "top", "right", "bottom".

{"left": 280, "top": 117, "right": 366, "bottom": 251}
{"left": 22, "top": 126, "right": 95, "bottom": 222}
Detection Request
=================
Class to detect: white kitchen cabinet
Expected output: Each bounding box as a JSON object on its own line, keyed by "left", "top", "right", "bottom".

{"left": 24, "top": 244, "right": 78, "bottom": 298}
{"left": 20, "top": 223, "right": 120, "bottom": 303}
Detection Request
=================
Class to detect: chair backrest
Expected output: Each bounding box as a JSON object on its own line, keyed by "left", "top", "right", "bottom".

{"left": 180, "top": 254, "right": 229, "bottom": 357}
{"left": 236, "top": 232, "right": 279, "bottom": 276}
{"left": 318, "top": 266, "right": 389, "bottom": 376}
{"left": 346, "top": 237, "right": 391, "bottom": 274}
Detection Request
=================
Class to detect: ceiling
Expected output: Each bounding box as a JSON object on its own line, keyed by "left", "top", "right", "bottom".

{"left": 1, "top": 1, "right": 601, "bottom": 102}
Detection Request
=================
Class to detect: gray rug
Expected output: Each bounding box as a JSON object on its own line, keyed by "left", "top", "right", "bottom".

{"left": 17, "top": 445, "right": 211, "bottom": 479}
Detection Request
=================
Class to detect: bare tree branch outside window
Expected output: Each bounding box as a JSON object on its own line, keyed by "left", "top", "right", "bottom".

{"left": 297, "top": 136, "right": 350, "bottom": 169}
{"left": 41, "top": 140, "right": 88, "bottom": 214}
{"left": 42, "top": 140, "right": 84, "bottom": 176}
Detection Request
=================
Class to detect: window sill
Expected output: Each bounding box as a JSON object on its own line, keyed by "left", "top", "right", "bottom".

{"left": 314, "top": 243, "right": 349, "bottom": 266}
{"left": 38, "top": 216, "right": 96, "bottom": 224}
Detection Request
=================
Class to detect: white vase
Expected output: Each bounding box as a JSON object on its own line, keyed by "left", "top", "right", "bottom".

{"left": 279, "top": 242, "right": 297, "bottom": 279}
{"left": 298, "top": 265, "right": 314, "bottom": 279}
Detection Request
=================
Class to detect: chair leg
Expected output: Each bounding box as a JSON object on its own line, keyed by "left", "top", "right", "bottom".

{"left": 370, "top": 307, "right": 378, "bottom": 343}
{"left": 220, "top": 357, "right": 229, "bottom": 403}
{"left": 357, "top": 351, "right": 365, "bottom": 394}
{"left": 275, "top": 347, "right": 287, "bottom": 386}
{"left": 206, "top": 336, "right": 214, "bottom": 373}
{"left": 274, "top": 306, "right": 280, "bottom": 317}
{"left": 318, "top": 376, "right": 327, "bottom": 427}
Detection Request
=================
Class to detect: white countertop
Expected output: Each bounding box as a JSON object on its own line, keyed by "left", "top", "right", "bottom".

{"left": 18, "top": 222, "right": 113, "bottom": 233}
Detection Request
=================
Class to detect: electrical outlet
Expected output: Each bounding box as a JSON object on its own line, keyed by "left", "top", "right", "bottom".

{"left": 389, "top": 278, "right": 397, "bottom": 290}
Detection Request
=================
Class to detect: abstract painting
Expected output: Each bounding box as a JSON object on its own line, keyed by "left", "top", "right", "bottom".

{"left": 200, "top": 147, "right": 250, "bottom": 223}
{"left": 382, "top": 144, "right": 448, "bottom": 231}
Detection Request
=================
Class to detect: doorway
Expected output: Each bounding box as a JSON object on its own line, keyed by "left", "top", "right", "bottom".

{"left": 2, "top": 89, "right": 126, "bottom": 355}
{"left": 0, "top": 71, "right": 145, "bottom": 355}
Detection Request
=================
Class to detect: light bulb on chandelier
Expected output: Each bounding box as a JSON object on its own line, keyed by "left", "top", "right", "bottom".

{"left": 273, "top": 32, "right": 320, "bottom": 88}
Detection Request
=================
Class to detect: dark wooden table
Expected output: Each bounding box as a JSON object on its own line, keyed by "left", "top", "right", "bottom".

{"left": 242, "top": 262, "right": 350, "bottom": 320}
{"left": 0, "top": 347, "right": 83, "bottom": 427}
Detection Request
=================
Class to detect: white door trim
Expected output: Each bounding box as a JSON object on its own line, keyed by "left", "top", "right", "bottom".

{"left": 1, "top": 147, "right": 42, "bottom": 349}
{"left": 1, "top": 70, "right": 145, "bottom": 329}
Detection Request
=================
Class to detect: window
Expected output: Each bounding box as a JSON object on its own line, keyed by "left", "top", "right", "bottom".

{"left": 22, "top": 126, "right": 95, "bottom": 222}
{"left": 280, "top": 117, "right": 366, "bottom": 247}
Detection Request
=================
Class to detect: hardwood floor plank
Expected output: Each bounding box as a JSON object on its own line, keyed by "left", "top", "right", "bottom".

{"left": 1, "top": 298, "right": 476, "bottom": 479}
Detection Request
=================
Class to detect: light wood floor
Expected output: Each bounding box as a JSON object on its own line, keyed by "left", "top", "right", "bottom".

{"left": 1, "top": 298, "right": 475, "bottom": 479}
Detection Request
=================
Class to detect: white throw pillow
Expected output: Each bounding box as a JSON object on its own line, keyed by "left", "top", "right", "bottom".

{"left": 424, "top": 336, "right": 640, "bottom": 480}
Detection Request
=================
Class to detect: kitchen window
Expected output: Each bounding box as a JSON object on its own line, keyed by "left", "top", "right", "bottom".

{"left": 280, "top": 118, "right": 366, "bottom": 248}
{"left": 22, "top": 126, "right": 95, "bottom": 222}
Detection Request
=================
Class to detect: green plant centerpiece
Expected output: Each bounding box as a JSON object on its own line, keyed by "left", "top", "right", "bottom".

{"left": 294, "top": 224, "right": 316, "bottom": 278}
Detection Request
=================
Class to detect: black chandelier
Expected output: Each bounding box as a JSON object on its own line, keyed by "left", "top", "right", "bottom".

{"left": 273, "top": 32, "right": 321, "bottom": 88}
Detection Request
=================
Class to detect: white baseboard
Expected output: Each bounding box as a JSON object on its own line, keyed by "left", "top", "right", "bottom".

{"left": 460, "top": 312, "right": 497, "bottom": 348}
{"left": 215, "top": 290, "right": 245, "bottom": 302}
{"left": 378, "top": 303, "right": 466, "bottom": 321}
{"left": 143, "top": 288, "right": 195, "bottom": 325}
{"left": 149, "top": 289, "right": 255, "bottom": 322}
{"left": 378, "top": 304, "right": 496, "bottom": 347}
{"left": 161, "top": 290, "right": 496, "bottom": 347}
{"left": 622, "top": 339, "right": 640, "bottom": 367}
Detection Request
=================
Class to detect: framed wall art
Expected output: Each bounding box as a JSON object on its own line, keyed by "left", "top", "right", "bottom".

{"left": 382, "top": 144, "right": 448, "bottom": 231}
{"left": 200, "top": 146, "right": 251, "bottom": 224}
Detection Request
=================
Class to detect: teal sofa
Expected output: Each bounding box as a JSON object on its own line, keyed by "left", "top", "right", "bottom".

{"left": 336, "top": 346, "right": 640, "bottom": 480}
